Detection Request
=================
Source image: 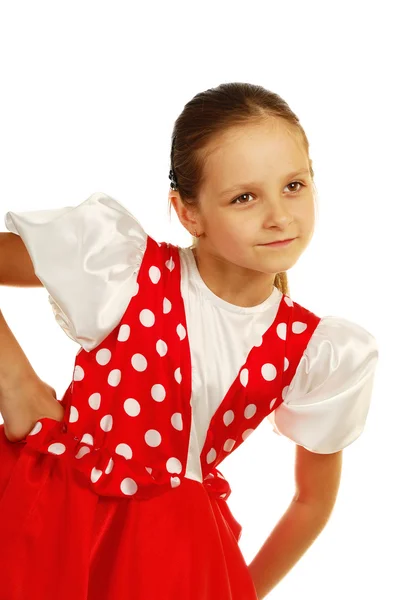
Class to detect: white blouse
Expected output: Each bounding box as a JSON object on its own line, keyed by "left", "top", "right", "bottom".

{"left": 4, "top": 192, "right": 379, "bottom": 461}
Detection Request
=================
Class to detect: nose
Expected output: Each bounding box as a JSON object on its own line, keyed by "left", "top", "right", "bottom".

{"left": 262, "top": 201, "right": 293, "bottom": 228}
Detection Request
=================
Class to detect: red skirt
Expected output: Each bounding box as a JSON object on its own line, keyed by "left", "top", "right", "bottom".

{"left": 0, "top": 421, "right": 258, "bottom": 600}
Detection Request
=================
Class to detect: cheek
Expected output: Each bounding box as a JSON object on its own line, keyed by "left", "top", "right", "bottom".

{"left": 205, "top": 209, "right": 253, "bottom": 245}
{"left": 295, "top": 199, "right": 315, "bottom": 228}
{"left": 298, "top": 212, "right": 315, "bottom": 246}
{"left": 224, "top": 222, "right": 251, "bottom": 245}
{"left": 206, "top": 212, "right": 235, "bottom": 235}
{"left": 225, "top": 211, "right": 252, "bottom": 233}
{"left": 304, "top": 204, "right": 316, "bottom": 233}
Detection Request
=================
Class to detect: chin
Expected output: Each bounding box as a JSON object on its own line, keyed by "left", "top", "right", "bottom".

{"left": 261, "top": 254, "right": 299, "bottom": 270}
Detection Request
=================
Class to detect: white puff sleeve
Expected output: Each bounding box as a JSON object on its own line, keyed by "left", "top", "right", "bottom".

{"left": 4, "top": 192, "right": 148, "bottom": 352}
{"left": 266, "top": 316, "right": 379, "bottom": 454}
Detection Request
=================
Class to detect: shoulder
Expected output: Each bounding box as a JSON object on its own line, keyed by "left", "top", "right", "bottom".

{"left": 267, "top": 313, "right": 379, "bottom": 453}
{"left": 4, "top": 192, "right": 153, "bottom": 352}
{"left": 294, "top": 315, "right": 379, "bottom": 393}
{"left": 305, "top": 315, "right": 379, "bottom": 363}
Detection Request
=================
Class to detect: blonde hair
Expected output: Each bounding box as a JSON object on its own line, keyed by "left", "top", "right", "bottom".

{"left": 168, "top": 82, "right": 318, "bottom": 297}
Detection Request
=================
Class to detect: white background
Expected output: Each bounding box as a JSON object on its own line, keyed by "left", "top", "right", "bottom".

{"left": 0, "top": 1, "right": 397, "bottom": 597}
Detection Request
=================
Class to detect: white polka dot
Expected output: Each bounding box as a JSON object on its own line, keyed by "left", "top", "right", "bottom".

{"left": 223, "top": 410, "right": 234, "bottom": 426}
{"left": 140, "top": 309, "right": 155, "bottom": 327}
{"left": 75, "top": 446, "right": 91, "bottom": 459}
{"left": 131, "top": 281, "right": 139, "bottom": 297}
{"left": 108, "top": 369, "right": 121, "bottom": 387}
{"left": 149, "top": 265, "right": 161, "bottom": 284}
{"left": 88, "top": 393, "right": 101, "bottom": 410}
{"left": 253, "top": 335, "right": 264, "bottom": 348}
{"left": 156, "top": 339, "right": 168, "bottom": 357}
{"left": 284, "top": 295, "right": 293, "bottom": 307}
{"left": 116, "top": 443, "right": 133, "bottom": 460}
{"left": 206, "top": 448, "right": 217, "bottom": 464}
{"left": 277, "top": 322, "right": 287, "bottom": 341}
{"left": 284, "top": 357, "right": 289, "bottom": 371}
{"left": 124, "top": 398, "right": 141, "bottom": 417}
{"left": 242, "top": 429, "right": 254, "bottom": 441}
{"left": 171, "top": 477, "right": 181, "bottom": 489}
{"left": 132, "top": 354, "right": 147, "bottom": 371}
{"left": 48, "top": 442, "right": 66, "bottom": 455}
{"left": 270, "top": 397, "right": 278, "bottom": 410}
{"left": 174, "top": 367, "right": 182, "bottom": 384}
{"left": 105, "top": 458, "right": 114, "bottom": 474}
{"left": 240, "top": 369, "right": 249, "bottom": 387}
{"left": 223, "top": 439, "right": 236, "bottom": 452}
{"left": 69, "top": 405, "right": 79, "bottom": 423}
{"left": 91, "top": 467, "right": 102, "bottom": 483}
{"left": 163, "top": 297, "right": 172, "bottom": 314}
{"left": 165, "top": 257, "right": 175, "bottom": 272}
{"left": 100, "top": 414, "right": 113, "bottom": 432}
{"left": 171, "top": 412, "right": 183, "bottom": 431}
{"left": 177, "top": 324, "right": 186, "bottom": 340}
{"left": 81, "top": 433, "right": 94, "bottom": 446}
{"left": 28, "top": 421, "right": 43, "bottom": 436}
{"left": 244, "top": 404, "right": 257, "bottom": 419}
{"left": 261, "top": 363, "right": 277, "bottom": 381}
{"left": 166, "top": 457, "right": 182, "bottom": 474}
{"left": 292, "top": 321, "right": 307, "bottom": 334}
{"left": 121, "top": 478, "right": 138, "bottom": 496}
{"left": 118, "top": 324, "right": 131, "bottom": 342}
{"left": 151, "top": 384, "right": 166, "bottom": 402}
{"left": 145, "top": 429, "right": 162, "bottom": 447}
{"left": 96, "top": 348, "right": 112, "bottom": 365}
{"left": 73, "top": 365, "right": 85, "bottom": 381}
{"left": 282, "top": 385, "right": 289, "bottom": 400}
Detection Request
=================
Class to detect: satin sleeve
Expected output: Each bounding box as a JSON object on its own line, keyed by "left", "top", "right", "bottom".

{"left": 4, "top": 192, "right": 148, "bottom": 352}
{"left": 266, "top": 316, "right": 379, "bottom": 454}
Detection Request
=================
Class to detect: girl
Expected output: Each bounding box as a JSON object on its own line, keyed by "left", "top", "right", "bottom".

{"left": 0, "top": 82, "right": 379, "bottom": 600}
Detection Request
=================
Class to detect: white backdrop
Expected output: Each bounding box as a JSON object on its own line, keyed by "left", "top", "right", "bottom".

{"left": 0, "top": 0, "right": 397, "bottom": 597}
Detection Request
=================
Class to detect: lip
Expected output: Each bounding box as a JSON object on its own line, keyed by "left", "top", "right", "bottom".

{"left": 259, "top": 237, "right": 297, "bottom": 247}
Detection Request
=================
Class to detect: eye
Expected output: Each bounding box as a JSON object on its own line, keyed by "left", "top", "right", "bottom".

{"left": 231, "top": 193, "right": 255, "bottom": 205}
{"left": 287, "top": 181, "right": 305, "bottom": 193}
{"left": 230, "top": 181, "right": 305, "bottom": 205}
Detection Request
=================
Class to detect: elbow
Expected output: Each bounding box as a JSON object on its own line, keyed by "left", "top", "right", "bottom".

{"left": 293, "top": 494, "right": 338, "bottom": 526}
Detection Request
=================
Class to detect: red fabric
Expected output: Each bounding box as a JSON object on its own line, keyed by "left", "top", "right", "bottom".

{"left": 0, "top": 236, "right": 321, "bottom": 598}
{"left": 0, "top": 423, "right": 258, "bottom": 599}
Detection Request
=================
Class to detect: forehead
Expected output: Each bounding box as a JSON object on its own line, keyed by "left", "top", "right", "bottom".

{"left": 202, "top": 121, "right": 306, "bottom": 182}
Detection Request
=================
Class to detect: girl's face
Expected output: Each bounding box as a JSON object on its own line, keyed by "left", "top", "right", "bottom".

{"left": 191, "top": 120, "right": 316, "bottom": 277}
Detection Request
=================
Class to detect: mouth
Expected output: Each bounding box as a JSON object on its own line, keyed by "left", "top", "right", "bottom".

{"left": 259, "top": 237, "right": 297, "bottom": 248}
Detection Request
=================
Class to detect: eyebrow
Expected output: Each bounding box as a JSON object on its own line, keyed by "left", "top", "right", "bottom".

{"left": 219, "top": 168, "right": 311, "bottom": 196}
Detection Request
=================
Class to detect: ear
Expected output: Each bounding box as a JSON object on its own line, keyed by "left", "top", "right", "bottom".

{"left": 169, "top": 191, "right": 202, "bottom": 236}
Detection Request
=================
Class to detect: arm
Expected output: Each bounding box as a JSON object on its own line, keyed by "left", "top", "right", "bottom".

{"left": 0, "top": 232, "right": 43, "bottom": 287}
{"left": 0, "top": 233, "right": 43, "bottom": 411}
{"left": 248, "top": 445, "right": 343, "bottom": 599}
{"left": 0, "top": 309, "right": 39, "bottom": 412}
{"left": 0, "top": 308, "right": 65, "bottom": 441}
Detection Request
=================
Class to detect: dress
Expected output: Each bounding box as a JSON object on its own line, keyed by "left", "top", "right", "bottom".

{"left": 0, "top": 192, "right": 379, "bottom": 600}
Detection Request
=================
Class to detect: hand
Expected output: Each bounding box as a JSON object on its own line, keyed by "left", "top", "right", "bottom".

{"left": 1, "top": 375, "right": 65, "bottom": 443}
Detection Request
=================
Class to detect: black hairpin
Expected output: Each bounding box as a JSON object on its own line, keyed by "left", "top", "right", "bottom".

{"left": 169, "top": 135, "right": 178, "bottom": 190}
{"left": 169, "top": 169, "right": 178, "bottom": 190}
